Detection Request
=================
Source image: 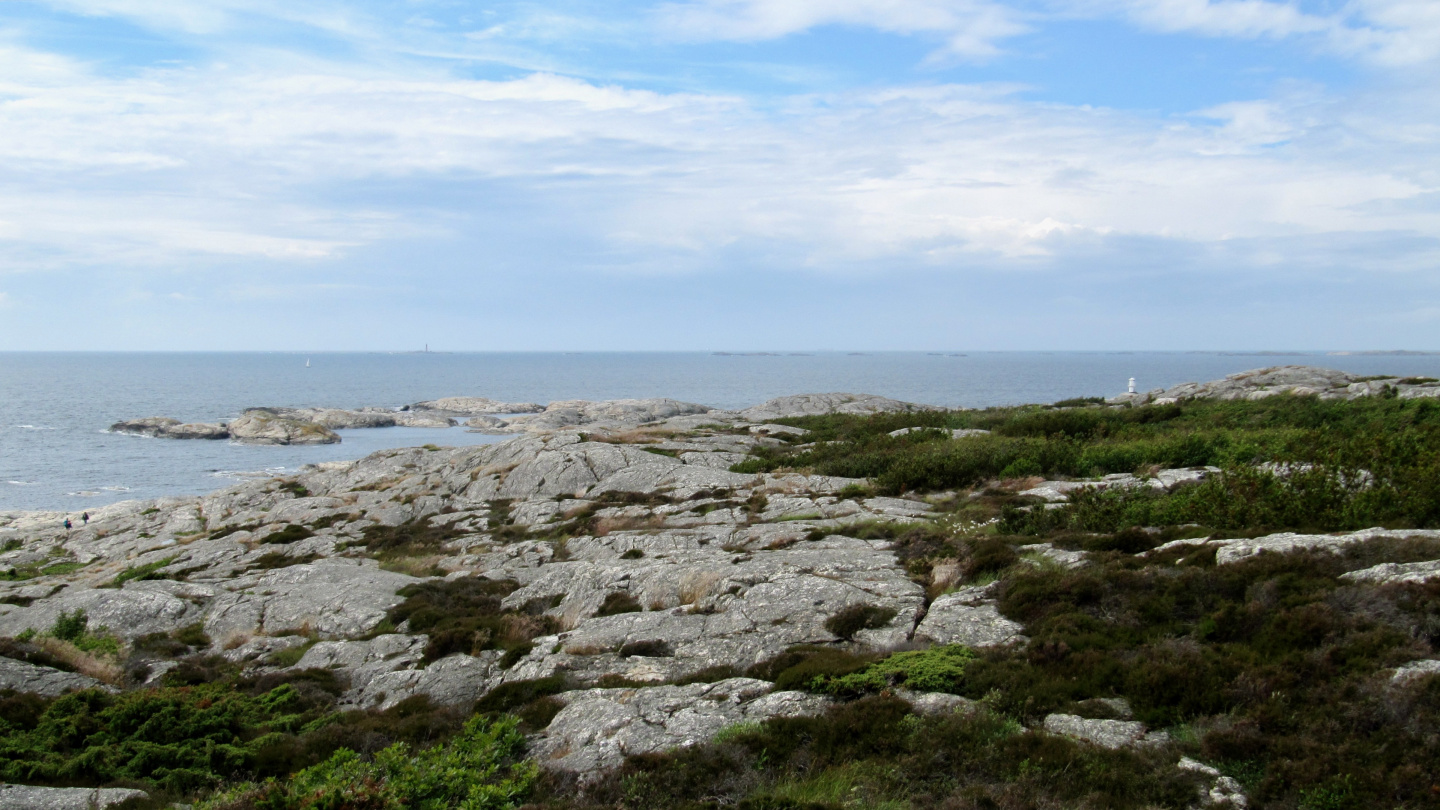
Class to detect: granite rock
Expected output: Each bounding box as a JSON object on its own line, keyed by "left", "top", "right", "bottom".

{"left": 532, "top": 678, "right": 828, "bottom": 774}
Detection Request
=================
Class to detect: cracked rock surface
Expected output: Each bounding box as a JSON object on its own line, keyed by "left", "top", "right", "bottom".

{"left": 531, "top": 678, "right": 829, "bottom": 774}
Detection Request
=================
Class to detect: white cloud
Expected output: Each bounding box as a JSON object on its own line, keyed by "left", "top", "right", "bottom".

{"left": 1069, "top": 0, "right": 1440, "bottom": 65}
{"left": 0, "top": 37, "right": 1435, "bottom": 276}
{"left": 657, "top": 0, "right": 1029, "bottom": 58}
{"left": 656, "top": 0, "right": 1440, "bottom": 66}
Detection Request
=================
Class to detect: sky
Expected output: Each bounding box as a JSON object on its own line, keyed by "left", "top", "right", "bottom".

{"left": 0, "top": 0, "right": 1437, "bottom": 351}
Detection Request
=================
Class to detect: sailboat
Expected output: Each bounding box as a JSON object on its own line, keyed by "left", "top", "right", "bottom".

{"left": 305, "top": 358, "right": 310, "bottom": 368}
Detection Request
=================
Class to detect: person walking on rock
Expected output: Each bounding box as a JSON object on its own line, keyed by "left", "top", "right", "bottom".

{"left": 63, "top": 518, "right": 72, "bottom": 531}
{"left": 81, "top": 512, "right": 89, "bottom": 526}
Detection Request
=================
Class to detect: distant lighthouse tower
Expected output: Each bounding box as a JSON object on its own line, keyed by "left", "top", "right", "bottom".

{"left": 1128, "top": 377, "right": 1136, "bottom": 394}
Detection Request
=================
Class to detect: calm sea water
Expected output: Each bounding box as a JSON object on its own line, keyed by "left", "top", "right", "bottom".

{"left": 4, "top": 352, "right": 1439, "bottom": 512}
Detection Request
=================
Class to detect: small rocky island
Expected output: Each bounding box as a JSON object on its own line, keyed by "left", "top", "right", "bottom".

{"left": 5, "top": 368, "right": 1438, "bottom": 809}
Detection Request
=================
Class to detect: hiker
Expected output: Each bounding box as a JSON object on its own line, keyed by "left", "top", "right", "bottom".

{"left": 82, "top": 512, "right": 89, "bottom": 525}
{"left": 64, "top": 518, "right": 72, "bottom": 531}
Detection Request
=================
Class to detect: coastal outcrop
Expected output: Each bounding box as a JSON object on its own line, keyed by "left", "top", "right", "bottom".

{"left": 107, "top": 392, "right": 934, "bottom": 443}
{"left": 1109, "top": 364, "right": 1440, "bottom": 405}
{"left": 108, "top": 411, "right": 341, "bottom": 445}
{"left": 13, "top": 372, "right": 1440, "bottom": 805}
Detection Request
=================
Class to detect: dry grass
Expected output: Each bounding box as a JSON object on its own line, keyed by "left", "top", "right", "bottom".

{"left": 379, "top": 554, "right": 445, "bottom": 577}
{"left": 929, "top": 560, "right": 963, "bottom": 595}
{"left": 34, "top": 637, "right": 123, "bottom": 684}
{"left": 220, "top": 630, "right": 254, "bottom": 650}
{"left": 678, "top": 570, "right": 725, "bottom": 605}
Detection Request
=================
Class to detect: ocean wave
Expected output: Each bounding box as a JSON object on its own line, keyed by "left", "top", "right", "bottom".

{"left": 5, "top": 480, "right": 38, "bottom": 486}
{"left": 16, "top": 425, "right": 56, "bottom": 430}
{"left": 99, "top": 486, "right": 132, "bottom": 492}
{"left": 67, "top": 490, "right": 101, "bottom": 497}
{"left": 209, "top": 467, "right": 288, "bottom": 481}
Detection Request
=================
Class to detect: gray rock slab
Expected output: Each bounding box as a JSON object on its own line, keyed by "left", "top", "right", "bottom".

{"left": 1213, "top": 528, "right": 1440, "bottom": 565}
{"left": 1018, "top": 543, "right": 1087, "bottom": 569}
{"left": 1392, "top": 659, "right": 1440, "bottom": 684}
{"left": 203, "top": 559, "right": 420, "bottom": 641}
{"left": 740, "top": 393, "right": 932, "bottom": 421}
{"left": 0, "top": 657, "right": 114, "bottom": 696}
{"left": 410, "top": 396, "right": 545, "bottom": 415}
{"left": 1340, "top": 559, "right": 1440, "bottom": 585}
{"left": 348, "top": 651, "right": 498, "bottom": 709}
{"left": 1043, "top": 713, "right": 1149, "bottom": 749}
{"left": 532, "top": 678, "right": 828, "bottom": 774}
{"left": 505, "top": 399, "right": 713, "bottom": 432}
{"left": 0, "top": 585, "right": 203, "bottom": 641}
{"left": 895, "top": 689, "right": 976, "bottom": 716}
{"left": 229, "top": 411, "right": 341, "bottom": 445}
{"left": 914, "top": 585, "right": 1027, "bottom": 648}
{"left": 0, "top": 785, "right": 148, "bottom": 809}
{"left": 497, "top": 534, "right": 924, "bottom": 683}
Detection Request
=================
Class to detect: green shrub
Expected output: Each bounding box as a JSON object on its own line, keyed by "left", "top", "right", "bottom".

{"left": 199, "top": 715, "right": 536, "bottom": 809}
{"left": 110, "top": 556, "right": 177, "bottom": 587}
{"left": 820, "top": 645, "right": 976, "bottom": 696}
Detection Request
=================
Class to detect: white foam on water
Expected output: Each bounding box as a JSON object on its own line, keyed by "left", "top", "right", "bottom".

{"left": 15, "top": 425, "right": 55, "bottom": 430}
{"left": 99, "top": 486, "right": 132, "bottom": 492}
{"left": 5, "top": 481, "right": 38, "bottom": 486}
{"left": 209, "top": 467, "right": 288, "bottom": 481}
{"left": 66, "top": 490, "right": 101, "bottom": 497}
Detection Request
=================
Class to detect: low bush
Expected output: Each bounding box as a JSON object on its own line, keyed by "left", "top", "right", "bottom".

{"left": 260, "top": 524, "right": 314, "bottom": 545}
{"left": 818, "top": 645, "right": 976, "bottom": 697}
{"left": 387, "top": 577, "right": 557, "bottom": 664}
{"left": 596, "top": 591, "right": 643, "bottom": 617}
{"left": 198, "top": 715, "right": 536, "bottom": 810}
{"left": 110, "top": 556, "right": 177, "bottom": 587}
{"left": 823, "top": 604, "right": 897, "bottom": 640}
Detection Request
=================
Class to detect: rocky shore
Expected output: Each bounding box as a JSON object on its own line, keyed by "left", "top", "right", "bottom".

{"left": 1108, "top": 364, "right": 1440, "bottom": 405}
{"left": 108, "top": 392, "right": 923, "bottom": 445}
{"left": 7, "top": 367, "right": 1439, "bottom": 808}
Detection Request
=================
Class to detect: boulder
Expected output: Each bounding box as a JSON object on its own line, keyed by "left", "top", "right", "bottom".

{"left": 532, "top": 678, "right": 828, "bottom": 774}
{"left": 229, "top": 410, "right": 341, "bottom": 445}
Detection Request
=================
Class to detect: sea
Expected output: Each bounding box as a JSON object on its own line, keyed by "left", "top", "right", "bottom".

{"left": 4, "top": 351, "right": 1439, "bottom": 513}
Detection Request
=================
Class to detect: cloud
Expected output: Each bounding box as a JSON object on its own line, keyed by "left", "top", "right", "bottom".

{"left": 0, "top": 31, "right": 1434, "bottom": 283}
{"left": 656, "top": 0, "right": 1440, "bottom": 66}
{"left": 1072, "top": 0, "right": 1440, "bottom": 65}
{"left": 657, "top": 0, "right": 1030, "bottom": 59}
